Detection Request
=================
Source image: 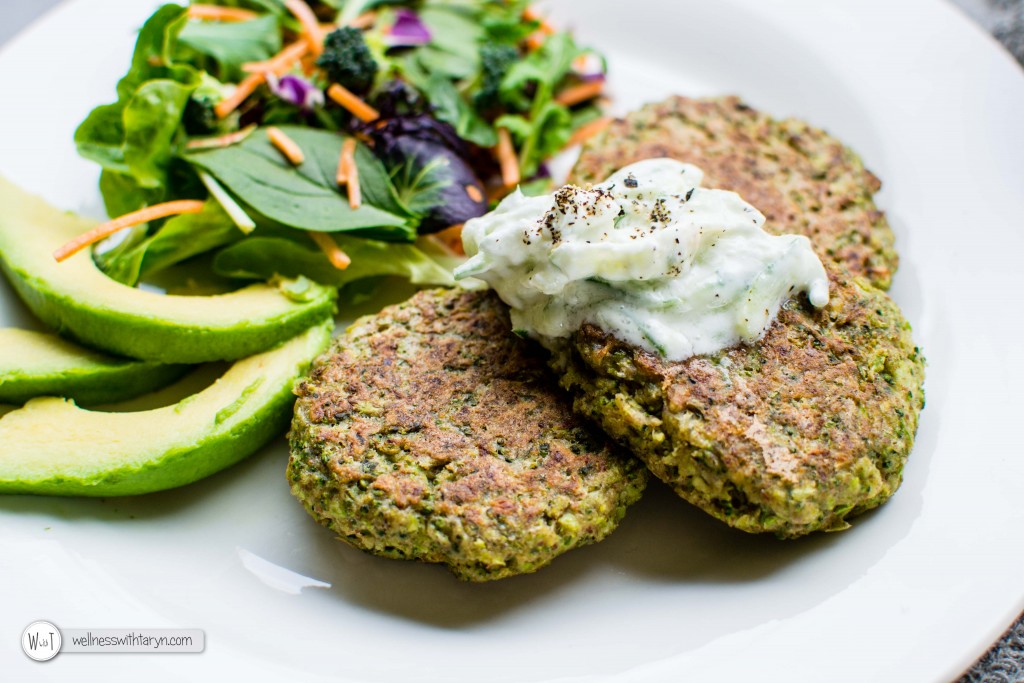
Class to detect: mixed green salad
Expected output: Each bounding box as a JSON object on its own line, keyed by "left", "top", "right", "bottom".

{"left": 72, "top": 0, "right": 608, "bottom": 292}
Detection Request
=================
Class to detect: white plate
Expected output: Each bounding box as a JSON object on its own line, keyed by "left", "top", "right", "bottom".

{"left": 2, "top": 0, "right": 1023, "bottom": 681}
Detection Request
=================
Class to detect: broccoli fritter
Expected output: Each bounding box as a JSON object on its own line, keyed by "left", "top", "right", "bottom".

{"left": 317, "top": 27, "right": 378, "bottom": 94}
{"left": 570, "top": 96, "right": 899, "bottom": 290}
{"left": 288, "top": 288, "right": 647, "bottom": 581}
{"left": 549, "top": 268, "right": 925, "bottom": 538}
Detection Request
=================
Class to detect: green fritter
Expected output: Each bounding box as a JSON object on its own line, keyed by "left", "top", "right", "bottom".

{"left": 288, "top": 288, "right": 647, "bottom": 581}
{"left": 549, "top": 268, "right": 924, "bottom": 538}
{"left": 570, "top": 95, "right": 898, "bottom": 290}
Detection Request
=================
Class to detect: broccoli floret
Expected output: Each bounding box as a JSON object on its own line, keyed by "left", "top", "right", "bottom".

{"left": 183, "top": 95, "right": 218, "bottom": 136}
{"left": 317, "top": 28, "right": 378, "bottom": 94}
{"left": 474, "top": 44, "right": 519, "bottom": 110}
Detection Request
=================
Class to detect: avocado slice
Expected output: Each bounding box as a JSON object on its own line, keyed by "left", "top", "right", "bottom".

{"left": 0, "top": 328, "right": 188, "bottom": 406}
{"left": 0, "top": 177, "right": 336, "bottom": 363}
{"left": 0, "top": 320, "right": 332, "bottom": 496}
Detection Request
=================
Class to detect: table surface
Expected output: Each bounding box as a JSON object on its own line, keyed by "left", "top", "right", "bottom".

{"left": 0, "top": 1, "right": 1021, "bottom": 681}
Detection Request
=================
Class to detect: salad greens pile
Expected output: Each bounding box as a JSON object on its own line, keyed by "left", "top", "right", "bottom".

{"left": 73, "top": 0, "right": 607, "bottom": 291}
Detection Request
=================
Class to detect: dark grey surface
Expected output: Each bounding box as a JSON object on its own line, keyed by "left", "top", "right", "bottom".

{"left": 0, "top": 1, "right": 1021, "bottom": 681}
{"left": 954, "top": 0, "right": 1024, "bottom": 62}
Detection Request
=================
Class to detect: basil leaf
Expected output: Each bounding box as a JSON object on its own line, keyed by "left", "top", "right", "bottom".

{"left": 213, "top": 235, "right": 454, "bottom": 287}
{"left": 186, "top": 126, "right": 413, "bottom": 239}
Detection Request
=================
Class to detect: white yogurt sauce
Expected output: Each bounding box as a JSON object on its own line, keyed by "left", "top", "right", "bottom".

{"left": 454, "top": 158, "right": 830, "bottom": 360}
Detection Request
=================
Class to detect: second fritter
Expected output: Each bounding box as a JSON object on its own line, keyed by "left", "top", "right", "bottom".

{"left": 550, "top": 268, "right": 925, "bottom": 538}
{"left": 570, "top": 95, "right": 898, "bottom": 290}
{"left": 288, "top": 288, "right": 647, "bottom": 581}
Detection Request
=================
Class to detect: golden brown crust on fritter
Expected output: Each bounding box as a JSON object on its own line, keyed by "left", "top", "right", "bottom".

{"left": 550, "top": 269, "right": 924, "bottom": 537}
{"left": 288, "top": 288, "right": 646, "bottom": 581}
{"left": 570, "top": 95, "right": 898, "bottom": 289}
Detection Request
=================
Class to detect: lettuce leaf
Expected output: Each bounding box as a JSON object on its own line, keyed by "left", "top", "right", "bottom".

{"left": 213, "top": 235, "right": 454, "bottom": 287}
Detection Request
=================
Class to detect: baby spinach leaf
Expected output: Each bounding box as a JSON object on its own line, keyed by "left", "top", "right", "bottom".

{"left": 213, "top": 235, "right": 454, "bottom": 287}
{"left": 116, "top": 4, "right": 194, "bottom": 100}
{"left": 75, "top": 5, "right": 198, "bottom": 200}
{"left": 413, "top": 7, "right": 483, "bottom": 79}
{"left": 98, "top": 170, "right": 161, "bottom": 219}
{"left": 185, "top": 126, "right": 413, "bottom": 239}
{"left": 94, "top": 201, "right": 241, "bottom": 286}
{"left": 137, "top": 202, "right": 243, "bottom": 278}
{"left": 123, "top": 78, "right": 199, "bottom": 189}
{"left": 74, "top": 102, "right": 129, "bottom": 173}
{"left": 422, "top": 75, "right": 497, "bottom": 147}
{"left": 93, "top": 226, "right": 152, "bottom": 285}
{"left": 177, "top": 15, "right": 281, "bottom": 81}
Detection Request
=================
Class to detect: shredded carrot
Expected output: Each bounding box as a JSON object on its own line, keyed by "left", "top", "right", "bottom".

{"left": 284, "top": 0, "right": 324, "bottom": 57}
{"left": 565, "top": 117, "right": 613, "bottom": 148}
{"left": 465, "top": 184, "right": 484, "bottom": 204}
{"left": 215, "top": 71, "right": 265, "bottom": 118}
{"left": 340, "top": 138, "right": 361, "bottom": 209}
{"left": 434, "top": 223, "right": 466, "bottom": 256}
{"left": 266, "top": 126, "right": 305, "bottom": 165}
{"left": 299, "top": 53, "right": 317, "bottom": 76}
{"left": 348, "top": 10, "right": 378, "bottom": 29}
{"left": 495, "top": 128, "right": 520, "bottom": 187}
{"left": 555, "top": 80, "right": 605, "bottom": 107}
{"left": 242, "top": 40, "right": 309, "bottom": 77}
{"left": 326, "top": 83, "right": 380, "bottom": 123}
{"left": 335, "top": 141, "right": 350, "bottom": 185}
{"left": 185, "top": 124, "right": 257, "bottom": 151}
{"left": 188, "top": 4, "right": 258, "bottom": 22}
{"left": 53, "top": 200, "right": 206, "bottom": 263}
{"left": 523, "top": 6, "right": 554, "bottom": 49}
{"left": 308, "top": 231, "right": 351, "bottom": 270}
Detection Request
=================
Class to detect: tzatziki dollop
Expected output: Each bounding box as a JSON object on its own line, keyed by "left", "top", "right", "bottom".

{"left": 454, "top": 158, "right": 830, "bottom": 361}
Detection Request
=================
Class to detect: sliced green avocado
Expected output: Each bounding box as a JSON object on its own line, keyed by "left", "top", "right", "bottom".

{"left": 0, "top": 177, "right": 336, "bottom": 363}
{"left": 0, "top": 320, "right": 332, "bottom": 496}
{"left": 0, "top": 328, "right": 188, "bottom": 406}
